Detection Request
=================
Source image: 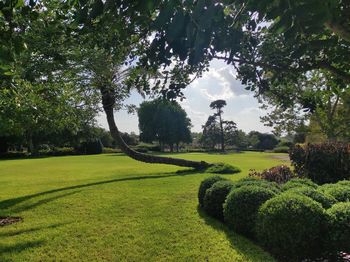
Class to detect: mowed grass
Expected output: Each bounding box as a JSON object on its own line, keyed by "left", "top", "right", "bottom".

{"left": 0, "top": 152, "right": 288, "bottom": 261}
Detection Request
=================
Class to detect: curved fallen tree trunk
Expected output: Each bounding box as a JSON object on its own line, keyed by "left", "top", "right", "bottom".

{"left": 101, "top": 87, "right": 211, "bottom": 169}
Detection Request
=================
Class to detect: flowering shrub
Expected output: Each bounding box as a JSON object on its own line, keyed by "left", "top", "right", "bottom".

{"left": 249, "top": 165, "right": 295, "bottom": 184}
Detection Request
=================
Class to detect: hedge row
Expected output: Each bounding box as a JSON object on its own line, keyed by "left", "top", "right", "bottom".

{"left": 198, "top": 176, "right": 350, "bottom": 261}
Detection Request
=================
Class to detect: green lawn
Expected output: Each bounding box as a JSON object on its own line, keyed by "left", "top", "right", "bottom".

{"left": 0, "top": 152, "right": 288, "bottom": 261}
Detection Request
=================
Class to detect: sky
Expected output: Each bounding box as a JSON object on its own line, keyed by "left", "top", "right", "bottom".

{"left": 96, "top": 59, "right": 273, "bottom": 134}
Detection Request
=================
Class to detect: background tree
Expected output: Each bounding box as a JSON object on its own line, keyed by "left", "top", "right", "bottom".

{"left": 138, "top": 99, "right": 192, "bottom": 152}
{"left": 200, "top": 103, "right": 238, "bottom": 151}
{"left": 209, "top": 100, "right": 227, "bottom": 151}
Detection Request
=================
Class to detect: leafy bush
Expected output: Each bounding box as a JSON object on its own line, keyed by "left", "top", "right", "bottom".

{"left": 326, "top": 202, "right": 350, "bottom": 254}
{"left": 318, "top": 183, "right": 350, "bottom": 202}
{"left": 39, "top": 147, "right": 76, "bottom": 156}
{"left": 78, "top": 140, "right": 103, "bottom": 155}
{"left": 284, "top": 187, "right": 336, "bottom": 209}
{"left": 198, "top": 176, "right": 227, "bottom": 207}
{"left": 249, "top": 165, "right": 295, "bottom": 184}
{"left": 272, "top": 146, "right": 290, "bottom": 153}
{"left": 223, "top": 185, "right": 276, "bottom": 238}
{"left": 133, "top": 143, "right": 160, "bottom": 153}
{"left": 203, "top": 180, "right": 234, "bottom": 221}
{"left": 289, "top": 143, "right": 350, "bottom": 184}
{"left": 231, "top": 177, "right": 281, "bottom": 193}
{"left": 281, "top": 178, "right": 318, "bottom": 191}
{"left": 206, "top": 163, "right": 241, "bottom": 174}
{"left": 102, "top": 147, "right": 121, "bottom": 154}
{"left": 257, "top": 193, "right": 327, "bottom": 261}
{"left": 337, "top": 180, "right": 350, "bottom": 187}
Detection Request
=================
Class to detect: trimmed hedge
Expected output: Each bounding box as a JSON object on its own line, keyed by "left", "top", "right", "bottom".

{"left": 272, "top": 146, "right": 289, "bottom": 153}
{"left": 257, "top": 193, "right": 326, "bottom": 261}
{"left": 289, "top": 143, "right": 350, "bottom": 184}
{"left": 318, "top": 183, "right": 350, "bottom": 202}
{"left": 223, "top": 185, "right": 276, "bottom": 238}
{"left": 326, "top": 202, "right": 350, "bottom": 254}
{"left": 198, "top": 176, "right": 227, "bottom": 207}
{"left": 281, "top": 178, "right": 318, "bottom": 191}
{"left": 231, "top": 177, "right": 281, "bottom": 194}
{"left": 249, "top": 165, "right": 295, "bottom": 184}
{"left": 206, "top": 163, "right": 241, "bottom": 174}
{"left": 284, "top": 187, "right": 336, "bottom": 209}
{"left": 203, "top": 180, "right": 234, "bottom": 220}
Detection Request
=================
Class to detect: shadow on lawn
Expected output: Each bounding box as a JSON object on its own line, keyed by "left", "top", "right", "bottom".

{"left": 197, "top": 207, "right": 275, "bottom": 261}
{"left": 0, "top": 223, "right": 69, "bottom": 258}
{"left": 0, "top": 169, "right": 204, "bottom": 213}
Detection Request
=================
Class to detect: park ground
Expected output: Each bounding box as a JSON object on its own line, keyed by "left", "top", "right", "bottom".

{"left": 0, "top": 152, "right": 289, "bottom": 261}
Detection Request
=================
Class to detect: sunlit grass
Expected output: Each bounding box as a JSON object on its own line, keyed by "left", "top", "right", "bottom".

{"left": 0, "top": 152, "right": 288, "bottom": 261}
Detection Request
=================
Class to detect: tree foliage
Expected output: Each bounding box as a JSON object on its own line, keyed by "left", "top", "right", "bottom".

{"left": 138, "top": 99, "right": 192, "bottom": 151}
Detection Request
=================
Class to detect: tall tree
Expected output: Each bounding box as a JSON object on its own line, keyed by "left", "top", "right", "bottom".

{"left": 209, "top": 100, "right": 227, "bottom": 151}
{"left": 138, "top": 99, "right": 192, "bottom": 152}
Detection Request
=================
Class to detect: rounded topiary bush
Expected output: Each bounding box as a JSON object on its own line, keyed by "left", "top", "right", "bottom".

{"left": 223, "top": 185, "right": 276, "bottom": 238}
{"left": 203, "top": 180, "right": 234, "bottom": 221}
{"left": 198, "top": 176, "right": 227, "bottom": 207}
{"left": 318, "top": 184, "right": 350, "bottom": 202}
{"left": 281, "top": 178, "right": 318, "bottom": 191}
{"left": 231, "top": 177, "right": 280, "bottom": 194}
{"left": 256, "top": 193, "right": 327, "bottom": 261}
{"left": 337, "top": 180, "right": 350, "bottom": 187}
{"left": 285, "top": 187, "right": 337, "bottom": 209}
{"left": 326, "top": 202, "right": 350, "bottom": 254}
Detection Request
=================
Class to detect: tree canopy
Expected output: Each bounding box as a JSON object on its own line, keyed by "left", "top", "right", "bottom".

{"left": 138, "top": 99, "right": 192, "bottom": 152}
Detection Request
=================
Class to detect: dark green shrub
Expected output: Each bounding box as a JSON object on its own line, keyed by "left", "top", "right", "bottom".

{"left": 257, "top": 193, "right": 327, "bottom": 261}
{"left": 133, "top": 143, "right": 160, "bottom": 153}
{"left": 281, "top": 178, "right": 318, "bottom": 191}
{"left": 272, "top": 146, "right": 290, "bottom": 153}
{"left": 223, "top": 185, "right": 276, "bottom": 238}
{"left": 79, "top": 140, "right": 103, "bottom": 155}
{"left": 289, "top": 143, "right": 350, "bottom": 184}
{"left": 318, "top": 183, "right": 350, "bottom": 202}
{"left": 326, "top": 202, "right": 350, "bottom": 253}
{"left": 198, "top": 176, "right": 227, "bottom": 207}
{"left": 284, "top": 187, "right": 336, "bottom": 209}
{"left": 203, "top": 180, "right": 234, "bottom": 220}
{"left": 249, "top": 165, "right": 295, "bottom": 184}
{"left": 206, "top": 163, "right": 241, "bottom": 174}
{"left": 231, "top": 177, "right": 281, "bottom": 193}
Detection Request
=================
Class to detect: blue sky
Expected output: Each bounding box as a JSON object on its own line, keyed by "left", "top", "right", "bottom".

{"left": 97, "top": 59, "right": 272, "bottom": 134}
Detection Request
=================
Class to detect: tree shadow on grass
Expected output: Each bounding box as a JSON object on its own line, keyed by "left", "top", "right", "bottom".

{"left": 0, "top": 222, "right": 70, "bottom": 237}
{"left": 0, "top": 240, "right": 44, "bottom": 256}
{"left": 0, "top": 169, "right": 208, "bottom": 214}
{"left": 197, "top": 206, "right": 276, "bottom": 262}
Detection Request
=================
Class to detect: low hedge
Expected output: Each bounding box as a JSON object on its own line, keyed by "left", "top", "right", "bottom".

{"left": 257, "top": 193, "right": 327, "bottom": 261}
{"left": 272, "top": 146, "right": 290, "bottom": 153}
{"left": 223, "top": 185, "right": 276, "bottom": 238}
{"left": 198, "top": 176, "right": 227, "bottom": 207}
{"left": 203, "top": 180, "right": 234, "bottom": 221}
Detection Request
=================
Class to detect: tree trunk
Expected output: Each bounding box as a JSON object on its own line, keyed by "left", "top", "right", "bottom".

{"left": 101, "top": 87, "right": 211, "bottom": 169}
{"left": 218, "top": 113, "right": 225, "bottom": 152}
